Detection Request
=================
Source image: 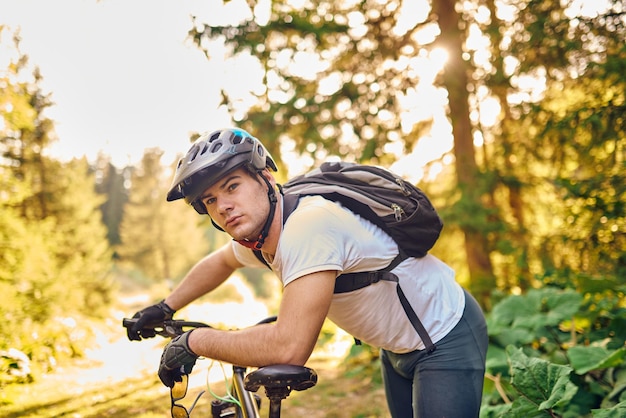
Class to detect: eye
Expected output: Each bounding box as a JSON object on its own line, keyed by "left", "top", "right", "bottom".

{"left": 204, "top": 196, "right": 217, "bottom": 205}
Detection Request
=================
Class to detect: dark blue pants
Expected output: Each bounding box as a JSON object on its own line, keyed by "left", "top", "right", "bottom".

{"left": 380, "top": 290, "right": 488, "bottom": 418}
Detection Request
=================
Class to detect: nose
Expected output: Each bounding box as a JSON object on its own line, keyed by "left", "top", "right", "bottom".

{"left": 216, "top": 196, "right": 234, "bottom": 215}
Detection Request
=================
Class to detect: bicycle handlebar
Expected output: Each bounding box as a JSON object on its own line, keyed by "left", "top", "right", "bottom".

{"left": 122, "top": 316, "right": 278, "bottom": 339}
{"left": 121, "top": 318, "right": 211, "bottom": 338}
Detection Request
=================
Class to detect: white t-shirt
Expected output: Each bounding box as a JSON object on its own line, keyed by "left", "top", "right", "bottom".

{"left": 232, "top": 195, "right": 465, "bottom": 353}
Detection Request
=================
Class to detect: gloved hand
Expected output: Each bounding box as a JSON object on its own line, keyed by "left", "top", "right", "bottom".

{"left": 158, "top": 331, "right": 198, "bottom": 387}
{"left": 126, "top": 300, "right": 176, "bottom": 341}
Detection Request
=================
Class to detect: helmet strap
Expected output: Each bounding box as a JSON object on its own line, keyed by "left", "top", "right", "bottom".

{"left": 235, "top": 172, "right": 278, "bottom": 250}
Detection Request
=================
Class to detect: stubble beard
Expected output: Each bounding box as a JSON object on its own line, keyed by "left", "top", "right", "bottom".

{"left": 228, "top": 215, "right": 266, "bottom": 243}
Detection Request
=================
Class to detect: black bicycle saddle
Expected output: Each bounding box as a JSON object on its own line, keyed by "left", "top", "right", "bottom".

{"left": 244, "top": 364, "right": 317, "bottom": 392}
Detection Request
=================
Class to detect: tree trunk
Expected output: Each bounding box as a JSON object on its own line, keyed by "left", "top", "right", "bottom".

{"left": 432, "top": 0, "right": 496, "bottom": 309}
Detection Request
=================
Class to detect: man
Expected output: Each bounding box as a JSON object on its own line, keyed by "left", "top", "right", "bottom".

{"left": 126, "top": 127, "right": 488, "bottom": 417}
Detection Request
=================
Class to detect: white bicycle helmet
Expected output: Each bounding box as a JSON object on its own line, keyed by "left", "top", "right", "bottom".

{"left": 166, "top": 128, "right": 279, "bottom": 250}
{"left": 167, "top": 128, "right": 277, "bottom": 211}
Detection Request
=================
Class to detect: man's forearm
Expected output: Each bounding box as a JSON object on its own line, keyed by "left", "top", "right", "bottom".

{"left": 187, "top": 323, "right": 312, "bottom": 368}
{"left": 165, "top": 246, "right": 237, "bottom": 311}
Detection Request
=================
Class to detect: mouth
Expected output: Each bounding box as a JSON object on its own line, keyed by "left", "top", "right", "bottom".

{"left": 225, "top": 215, "right": 242, "bottom": 227}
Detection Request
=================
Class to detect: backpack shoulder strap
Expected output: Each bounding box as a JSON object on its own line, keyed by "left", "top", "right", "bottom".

{"left": 253, "top": 249, "right": 271, "bottom": 269}
{"left": 253, "top": 192, "right": 301, "bottom": 270}
{"left": 334, "top": 250, "right": 436, "bottom": 353}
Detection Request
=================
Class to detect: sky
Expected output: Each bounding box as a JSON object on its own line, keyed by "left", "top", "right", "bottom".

{"left": 1, "top": 0, "right": 238, "bottom": 167}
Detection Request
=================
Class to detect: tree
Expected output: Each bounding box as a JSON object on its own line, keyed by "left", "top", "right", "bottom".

{"left": 1, "top": 27, "right": 113, "bottom": 372}
{"left": 478, "top": 0, "right": 626, "bottom": 287}
{"left": 189, "top": 0, "right": 439, "bottom": 167}
{"left": 431, "top": 0, "right": 497, "bottom": 306}
{"left": 117, "top": 148, "right": 209, "bottom": 281}
{"left": 93, "top": 152, "right": 130, "bottom": 247}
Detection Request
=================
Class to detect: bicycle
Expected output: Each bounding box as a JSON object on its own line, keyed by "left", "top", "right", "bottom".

{"left": 122, "top": 316, "right": 317, "bottom": 418}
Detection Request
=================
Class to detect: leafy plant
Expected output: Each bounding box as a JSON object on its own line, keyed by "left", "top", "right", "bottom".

{"left": 482, "top": 286, "right": 626, "bottom": 417}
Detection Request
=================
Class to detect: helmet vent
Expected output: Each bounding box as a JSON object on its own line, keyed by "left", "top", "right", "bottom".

{"left": 209, "top": 132, "right": 220, "bottom": 142}
{"left": 232, "top": 134, "right": 243, "bottom": 144}
{"left": 189, "top": 145, "right": 200, "bottom": 161}
{"left": 210, "top": 141, "right": 223, "bottom": 153}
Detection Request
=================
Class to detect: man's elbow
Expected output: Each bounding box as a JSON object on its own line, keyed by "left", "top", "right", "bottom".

{"left": 278, "top": 352, "right": 310, "bottom": 367}
{"left": 272, "top": 339, "right": 313, "bottom": 366}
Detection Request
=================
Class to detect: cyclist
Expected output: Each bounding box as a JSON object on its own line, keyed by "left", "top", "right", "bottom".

{"left": 126, "top": 127, "right": 488, "bottom": 418}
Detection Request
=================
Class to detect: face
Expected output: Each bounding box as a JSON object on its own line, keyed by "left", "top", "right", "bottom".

{"left": 199, "top": 168, "right": 273, "bottom": 241}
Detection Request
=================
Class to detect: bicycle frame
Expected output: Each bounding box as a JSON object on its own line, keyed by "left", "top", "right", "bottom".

{"left": 231, "top": 365, "right": 261, "bottom": 418}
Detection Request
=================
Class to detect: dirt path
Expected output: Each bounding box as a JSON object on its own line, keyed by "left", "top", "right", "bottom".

{"left": 3, "top": 279, "right": 389, "bottom": 417}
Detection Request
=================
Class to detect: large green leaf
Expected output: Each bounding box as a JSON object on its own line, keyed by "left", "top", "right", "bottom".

{"left": 606, "top": 368, "right": 626, "bottom": 405}
{"left": 491, "top": 289, "right": 582, "bottom": 330}
{"left": 507, "top": 346, "right": 578, "bottom": 412}
{"left": 591, "top": 400, "right": 626, "bottom": 417}
{"left": 486, "top": 344, "right": 509, "bottom": 374}
{"left": 490, "top": 294, "right": 536, "bottom": 326}
{"left": 489, "top": 289, "right": 584, "bottom": 349}
{"left": 509, "top": 396, "right": 555, "bottom": 417}
{"left": 568, "top": 346, "right": 626, "bottom": 374}
{"left": 491, "top": 328, "right": 536, "bottom": 347}
{"left": 515, "top": 289, "right": 582, "bottom": 329}
{"left": 478, "top": 403, "right": 512, "bottom": 418}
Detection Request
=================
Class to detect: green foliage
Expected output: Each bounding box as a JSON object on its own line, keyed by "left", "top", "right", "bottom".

{"left": 0, "top": 28, "right": 114, "bottom": 383}
{"left": 93, "top": 153, "right": 130, "bottom": 246}
{"left": 483, "top": 286, "right": 626, "bottom": 417}
{"left": 568, "top": 346, "right": 626, "bottom": 376}
{"left": 483, "top": 0, "right": 626, "bottom": 289}
{"left": 189, "top": 0, "right": 432, "bottom": 169}
{"left": 185, "top": 0, "right": 626, "bottom": 304}
{"left": 342, "top": 343, "right": 382, "bottom": 385}
{"left": 117, "top": 149, "right": 210, "bottom": 281}
{"left": 507, "top": 347, "right": 578, "bottom": 413}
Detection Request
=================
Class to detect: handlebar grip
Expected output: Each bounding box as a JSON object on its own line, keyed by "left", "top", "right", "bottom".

{"left": 122, "top": 318, "right": 137, "bottom": 328}
{"left": 122, "top": 317, "right": 168, "bottom": 339}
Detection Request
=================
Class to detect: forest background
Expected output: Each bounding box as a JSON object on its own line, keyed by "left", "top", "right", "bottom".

{"left": 1, "top": 0, "right": 625, "bottom": 417}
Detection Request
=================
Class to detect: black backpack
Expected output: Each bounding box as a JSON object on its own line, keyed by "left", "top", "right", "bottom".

{"left": 254, "top": 161, "right": 443, "bottom": 352}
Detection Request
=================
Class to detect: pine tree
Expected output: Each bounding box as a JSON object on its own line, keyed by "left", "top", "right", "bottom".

{"left": 93, "top": 152, "right": 129, "bottom": 247}
{"left": 117, "top": 148, "right": 209, "bottom": 282}
{"left": 0, "top": 27, "right": 114, "bottom": 369}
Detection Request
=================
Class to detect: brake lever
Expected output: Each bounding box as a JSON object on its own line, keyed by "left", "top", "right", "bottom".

{"left": 160, "top": 321, "right": 185, "bottom": 338}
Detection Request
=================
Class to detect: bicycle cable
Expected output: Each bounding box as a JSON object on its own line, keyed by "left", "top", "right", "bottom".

{"left": 205, "top": 360, "right": 242, "bottom": 409}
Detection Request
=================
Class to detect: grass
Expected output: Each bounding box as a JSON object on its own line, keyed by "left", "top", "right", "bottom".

{"left": 1, "top": 372, "right": 168, "bottom": 417}
{"left": 1, "top": 352, "right": 389, "bottom": 418}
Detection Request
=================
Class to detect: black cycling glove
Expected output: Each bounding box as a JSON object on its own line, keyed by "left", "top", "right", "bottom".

{"left": 126, "top": 300, "right": 176, "bottom": 341}
{"left": 158, "top": 331, "right": 198, "bottom": 387}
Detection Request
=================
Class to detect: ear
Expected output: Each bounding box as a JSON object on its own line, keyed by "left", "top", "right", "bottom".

{"left": 259, "top": 169, "right": 276, "bottom": 187}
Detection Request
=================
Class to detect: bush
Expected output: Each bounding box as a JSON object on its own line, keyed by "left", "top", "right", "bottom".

{"left": 482, "top": 285, "right": 626, "bottom": 417}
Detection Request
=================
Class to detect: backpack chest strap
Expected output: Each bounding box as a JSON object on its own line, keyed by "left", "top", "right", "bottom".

{"left": 334, "top": 270, "right": 399, "bottom": 293}
{"left": 334, "top": 250, "right": 407, "bottom": 293}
